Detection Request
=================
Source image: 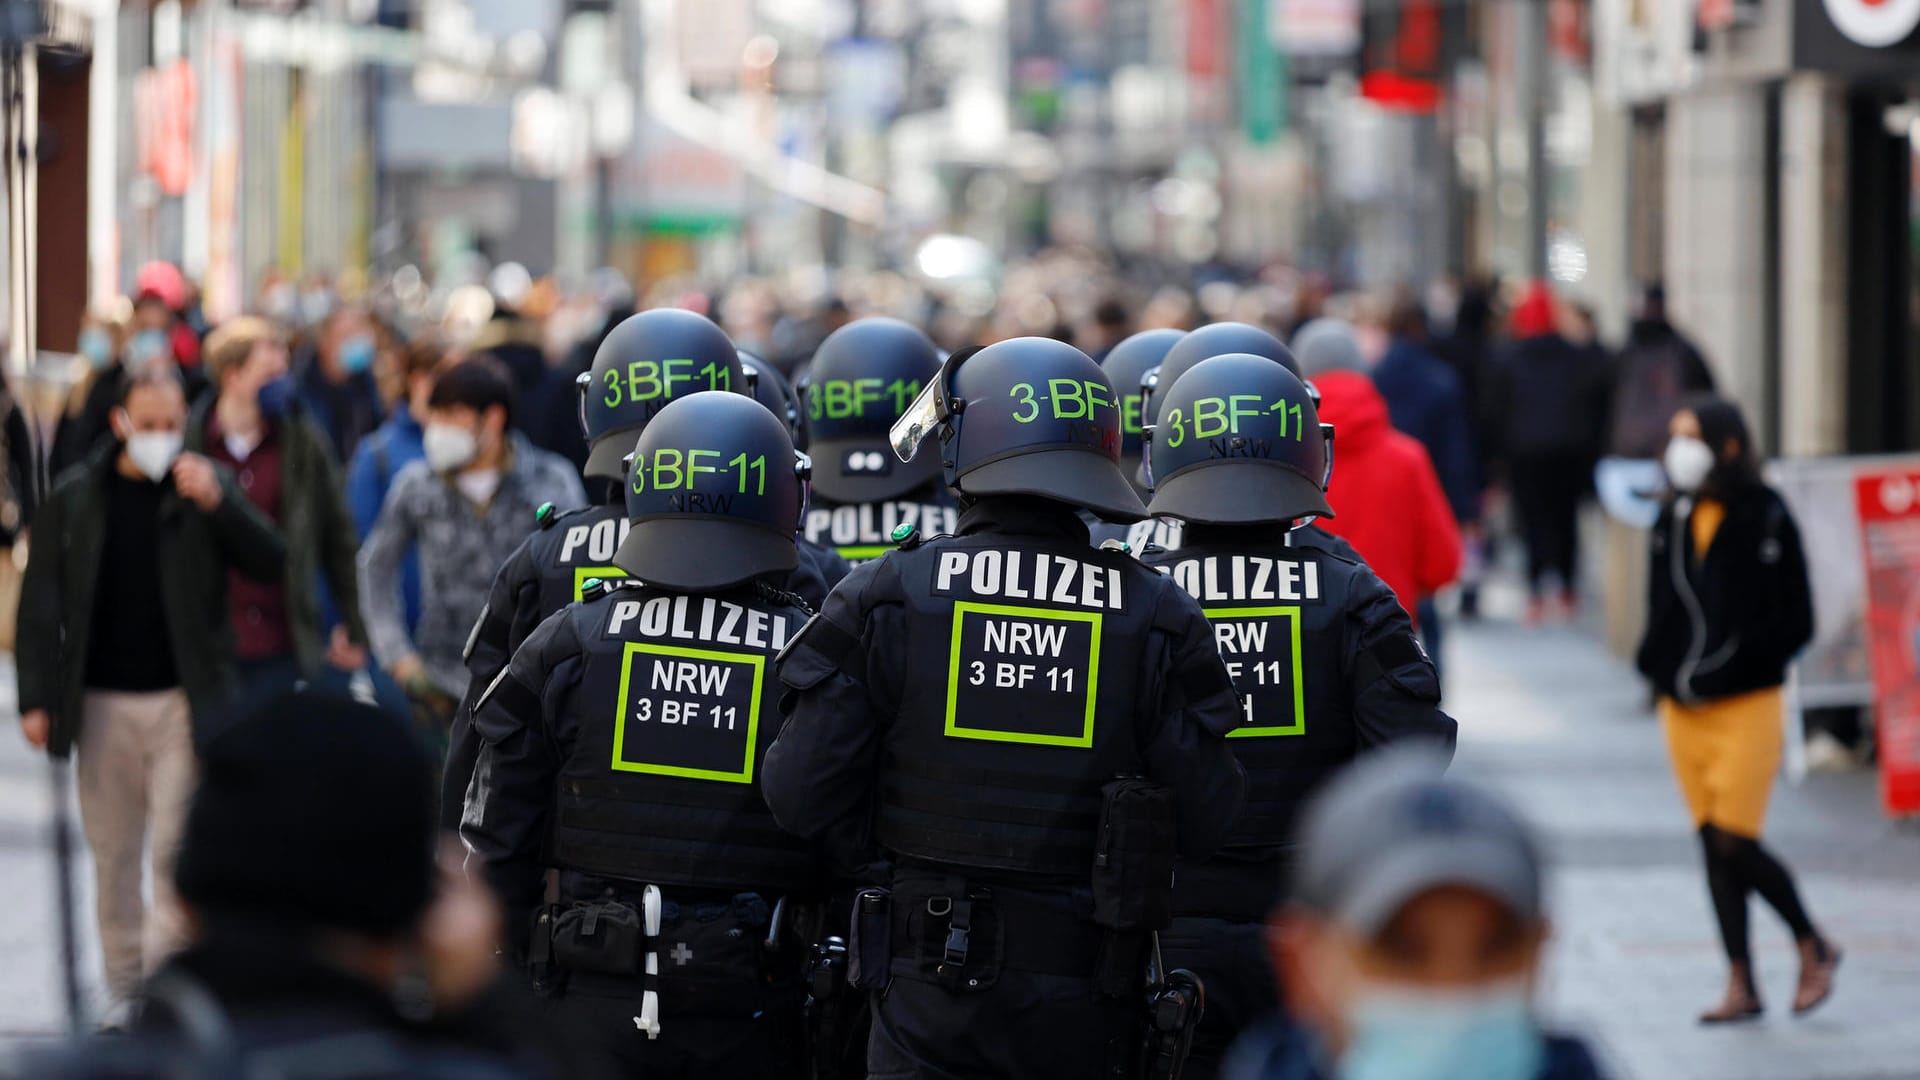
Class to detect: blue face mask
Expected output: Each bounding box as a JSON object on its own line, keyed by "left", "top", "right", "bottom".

{"left": 79, "top": 327, "right": 114, "bottom": 369}
{"left": 257, "top": 375, "right": 299, "bottom": 418}
{"left": 1338, "top": 981, "right": 1545, "bottom": 1080}
{"left": 128, "top": 329, "right": 170, "bottom": 371}
{"left": 339, "top": 333, "right": 376, "bottom": 374}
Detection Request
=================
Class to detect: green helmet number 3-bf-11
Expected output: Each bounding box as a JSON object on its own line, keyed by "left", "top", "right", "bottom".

{"left": 616, "top": 391, "right": 811, "bottom": 592}
{"left": 804, "top": 317, "right": 944, "bottom": 504}
{"left": 891, "top": 336, "right": 1147, "bottom": 523}
{"left": 580, "top": 308, "right": 744, "bottom": 481}
{"left": 1145, "top": 353, "right": 1333, "bottom": 526}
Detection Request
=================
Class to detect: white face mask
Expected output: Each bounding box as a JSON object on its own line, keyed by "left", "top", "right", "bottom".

{"left": 126, "top": 430, "right": 184, "bottom": 482}
{"left": 454, "top": 468, "right": 502, "bottom": 506}
{"left": 423, "top": 422, "right": 479, "bottom": 473}
{"left": 1663, "top": 435, "right": 1716, "bottom": 493}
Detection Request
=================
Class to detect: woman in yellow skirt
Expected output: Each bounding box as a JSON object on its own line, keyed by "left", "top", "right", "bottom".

{"left": 1636, "top": 396, "right": 1840, "bottom": 1023}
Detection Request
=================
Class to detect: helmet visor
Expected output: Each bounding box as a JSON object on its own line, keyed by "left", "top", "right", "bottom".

{"left": 889, "top": 374, "right": 945, "bottom": 464}
{"left": 574, "top": 371, "right": 593, "bottom": 441}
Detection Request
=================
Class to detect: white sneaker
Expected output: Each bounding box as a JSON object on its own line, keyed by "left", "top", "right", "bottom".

{"left": 1804, "top": 731, "right": 1858, "bottom": 773}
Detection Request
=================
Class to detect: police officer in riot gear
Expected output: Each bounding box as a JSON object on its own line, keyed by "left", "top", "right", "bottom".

{"left": 740, "top": 349, "right": 811, "bottom": 450}
{"left": 1084, "top": 330, "right": 1186, "bottom": 549}
{"left": 1140, "top": 353, "right": 1458, "bottom": 1078}
{"left": 463, "top": 390, "right": 822, "bottom": 1077}
{"left": 764, "top": 336, "right": 1247, "bottom": 1079}
{"left": 740, "top": 347, "right": 853, "bottom": 590}
{"left": 445, "top": 314, "right": 844, "bottom": 828}
{"left": 800, "top": 317, "right": 958, "bottom": 563}
{"left": 1103, "top": 329, "right": 1186, "bottom": 492}
{"left": 1129, "top": 321, "right": 1346, "bottom": 559}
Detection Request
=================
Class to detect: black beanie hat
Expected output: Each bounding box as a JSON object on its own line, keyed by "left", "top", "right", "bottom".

{"left": 175, "top": 689, "right": 437, "bottom": 938}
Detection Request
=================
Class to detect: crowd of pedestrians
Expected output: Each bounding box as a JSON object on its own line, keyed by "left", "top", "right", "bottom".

{"left": 0, "top": 249, "right": 1835, "bottom": 1080}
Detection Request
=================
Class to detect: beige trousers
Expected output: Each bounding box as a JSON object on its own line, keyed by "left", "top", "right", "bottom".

{"left": 75, "top": 688, "right": 197, "bottom": 1002}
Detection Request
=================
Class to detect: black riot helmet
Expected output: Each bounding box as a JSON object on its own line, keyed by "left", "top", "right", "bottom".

{"left": 579, "top": 309, "right": 742, "bottom": 482}
{"left": 1138, "top": 321, "right": 1302, "bottom": 487}
{"left": 890, "top": 336, "right": 1146, "bottom": 523}
{"left": 614, "top": 391, "right": 808, "bottom": 591}
{"left": 802, "top": 317, "right": 944, "bottom": 504}
{"left": 1145, "top": 353, "right": 1333, "bottom": 527}
{"left": 1100, "top": 328, "right": 1185, "bottom": 472}
{"left": 738, "top": 349, "right": 806, "bottom": 449}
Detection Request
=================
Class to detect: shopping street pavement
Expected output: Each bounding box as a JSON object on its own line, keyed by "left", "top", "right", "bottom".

{"left": 0, "top": 612, "right": 1916, "bottom": 1074}
{"left": 1448, "top": 605, "right": 1920, "bottom": 1080}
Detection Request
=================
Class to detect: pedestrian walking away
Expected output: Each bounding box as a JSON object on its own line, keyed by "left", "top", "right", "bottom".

{"left": 764, "top": 336, "right": 1247, "bottom": 1079}
{"left": 1492, "top": 282, "right": 1610, "bottom": 621}
{"left": 1637, "top": 395, "right": 1840, "bottom": 1024}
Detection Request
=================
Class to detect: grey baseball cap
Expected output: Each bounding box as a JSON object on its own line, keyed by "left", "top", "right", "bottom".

{"left": 1293, "top": 747, "right": 1543, "bottom": 934}
{"left": 1291, "top": 318, "right": 1367, "bottom": 378}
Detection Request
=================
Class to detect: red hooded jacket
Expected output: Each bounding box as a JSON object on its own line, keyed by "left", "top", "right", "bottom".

{"left": 1313, "top": 371, "right": 1462, "bottom": 623}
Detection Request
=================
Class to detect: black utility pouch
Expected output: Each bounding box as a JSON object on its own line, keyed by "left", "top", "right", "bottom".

{"left": 550, "top": 900, "right": 646, "bottom": 976}
{"left": 656, "top": 895, "right": 778, "bottom": 1016}
{"left": 916, "top": 888, "right": 1002, "bottom": 993}
{"left": 1091, "top": 778, "right": 1179, "bottom": 932}
{"left": 847, "top": 887, "right": 892, "bottom": 992}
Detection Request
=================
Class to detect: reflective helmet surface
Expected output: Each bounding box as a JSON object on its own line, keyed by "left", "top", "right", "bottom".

{"left": 583, "top": 309, "right": 742, "bottom": 480}
{"left": 1148, "top": 321, "right": 1301, "bottom": 426}
{"left": 944, "top": 336, "right": 1146, "bottom": 523}
{"left": 738, "top": 349, "right": 805, "bottom": 449}
{"left": 1101, "top": 328, "right": 1185, "bottom": 463}
{"left": 615, "top": 391, "right": 802, "bottom": 591}
{"left": 803, "top": 317, "right": 944, "bottom": 503}
{"left": 1146, "top": 353, "right": 1333, "bottom": 526}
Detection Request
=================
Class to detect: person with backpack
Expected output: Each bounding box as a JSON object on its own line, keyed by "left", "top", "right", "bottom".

{"left": 1609, "top": 284, "right": 1716, "bottom": 462}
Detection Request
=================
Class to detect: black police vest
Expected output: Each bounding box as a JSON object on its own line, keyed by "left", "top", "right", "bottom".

{"left": 872, "top": 534, "right": 1168, "bottom": 879}
{"left": 1144, "top": 540, "right": 1359, "bottom": 850}
{"left": 530, "top": 504, "right": 633, "bottom": 615}
{"left": 552, "top": 583, "right": 816, "bottom": 894}
{"left": 535, "top": 503, "right": 836, "bottom": 610}
{"left": 803, "top": 490, "right": 958, "bottom": 565}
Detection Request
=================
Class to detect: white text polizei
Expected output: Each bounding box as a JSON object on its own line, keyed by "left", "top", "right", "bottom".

{"left": 557, "top": 517, "right": 632, "bottom": 564}
{"left": 1158, "top": 555, "right": 1321, "bottom": 604}
{"left": 933, "top": 549, "right": 1125, "bottom": 611}
{"left": 805, "top": 501, "right": 958, "bottom": 547}
{"left": 605, "top": 594, "right": 793, "bottom": 651}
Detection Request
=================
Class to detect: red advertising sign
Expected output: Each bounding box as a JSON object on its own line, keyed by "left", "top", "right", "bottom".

{"left": 1854, "top": 466, "right": 1920, "bottom": 816}
{"left": 1358, "top": 0, "right": 1444, "bottom": 113}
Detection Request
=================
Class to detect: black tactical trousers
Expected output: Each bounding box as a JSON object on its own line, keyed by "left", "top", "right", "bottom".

{"left": 867, "top": 972, "right": 1137, "bottom": 1080}
{"left": 1156, "top": 917, "right": 1281, "bottom": 1080}
{"left": 539, "top": 983, "right": 804, "bottom": 1080}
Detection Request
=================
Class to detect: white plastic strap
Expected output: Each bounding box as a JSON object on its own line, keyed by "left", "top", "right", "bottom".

{"left": 637, "top": 885, "right": 663, "bottom": 1040}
